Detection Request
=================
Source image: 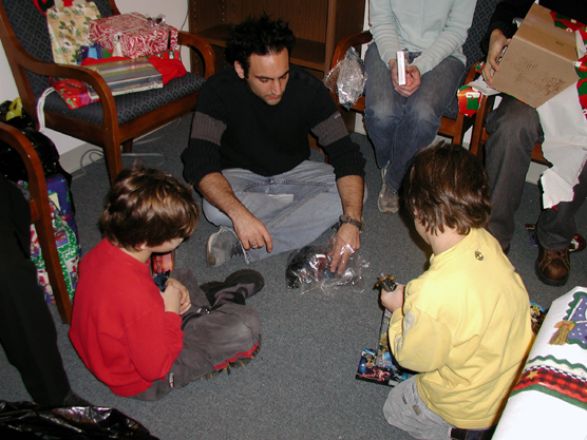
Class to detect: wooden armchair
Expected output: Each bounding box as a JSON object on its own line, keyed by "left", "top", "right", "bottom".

{"left": 329, "top": 0, "right": 499, "bottom": 148}
{"left": 0, "top": 122, "right": 72, "bottom": 323}
{"left": 0, "top": 0, "right": 215, "bottom": 184}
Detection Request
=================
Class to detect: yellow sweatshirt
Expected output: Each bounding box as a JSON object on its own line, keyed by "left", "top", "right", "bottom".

{"left": 389, "top": 228, "right": 533, "bottom": 429}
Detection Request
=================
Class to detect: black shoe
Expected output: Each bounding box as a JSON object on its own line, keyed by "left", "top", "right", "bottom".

{"left": 200, "top": 269, "right": 264, "bottom": 306}
{"left": 535, "top": 245, "right": 570, "bottom": 286}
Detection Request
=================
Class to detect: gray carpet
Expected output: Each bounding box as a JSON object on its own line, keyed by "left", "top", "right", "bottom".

{"left": 1, "top": 113, "right": 586, "bottom": 440}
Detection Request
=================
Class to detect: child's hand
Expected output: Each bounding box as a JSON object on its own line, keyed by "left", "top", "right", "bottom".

{"left": 161, "top": 278, "right": 189, "bottom": 314}
{"left": 169, "top": 278, "right": 191, "bottom": 314}
{"left": 380, "top": 284, "right": 404, "bottom": 312}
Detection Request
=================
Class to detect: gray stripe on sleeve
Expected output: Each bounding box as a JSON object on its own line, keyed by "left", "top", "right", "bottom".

{"left": 311, "top": 112, "right": 348, "bottom": 147}
{"left": 190, "top": 112, "right": 227, "bottom": 146}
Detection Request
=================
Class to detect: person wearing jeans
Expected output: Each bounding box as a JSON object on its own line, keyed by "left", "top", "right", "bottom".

{"left": 182, "top": 15, "right": 365, "bottom": 269}
{"left": 364, "top": 0, "right": 476, "bottom": 213}
{"left": 202, "top": 161, "right": 343, "bottom": 263}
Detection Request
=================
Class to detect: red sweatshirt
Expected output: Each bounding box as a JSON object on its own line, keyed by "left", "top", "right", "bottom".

{"left": 69, "top": 239, "right": 183, "bottom": 397}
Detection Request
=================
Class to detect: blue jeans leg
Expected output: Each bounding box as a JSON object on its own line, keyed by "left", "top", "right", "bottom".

{"left": 364, "top": 44, "right": 465, "bottom": 191}
{"left": 485, "top": 95, "right": 543, "bottom": 250}
{"left": 202, "top": 161, "right": 343, "bottom": 262}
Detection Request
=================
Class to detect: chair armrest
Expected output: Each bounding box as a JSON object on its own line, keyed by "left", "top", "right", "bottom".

{"left": 330, "top": 30, "right": 373, "bottom": 70}
{"left": 0, "top": 122, "right": 73, "bottom": 323}
{"left": 9, "top": 50, "right": 119, "bottom": 129}
{"left": 177, "top": 30, "right": 216, "bottom": 79}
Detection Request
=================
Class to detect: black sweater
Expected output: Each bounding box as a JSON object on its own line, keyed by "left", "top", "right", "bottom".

{"left": 182, "top": 66, "right": 365, "bottom": 186}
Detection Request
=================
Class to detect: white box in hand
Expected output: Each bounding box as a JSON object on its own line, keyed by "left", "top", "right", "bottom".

{"left": 396, "top": 51, "right": 406, "bottom": 86}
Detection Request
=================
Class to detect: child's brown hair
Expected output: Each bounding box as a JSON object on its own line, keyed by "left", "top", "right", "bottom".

{"left": 99, "top": 167, "right": 199, "bottom": 249}
{"left": 405, "top": 142, "right": 491, "bottom": 235}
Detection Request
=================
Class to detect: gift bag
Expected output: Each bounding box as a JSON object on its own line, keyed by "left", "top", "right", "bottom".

{"left": 46, "top": 0, "right": 102, "bottom": 65}
{"left": 19, "top": 177, "right": 81, "bottom": 303}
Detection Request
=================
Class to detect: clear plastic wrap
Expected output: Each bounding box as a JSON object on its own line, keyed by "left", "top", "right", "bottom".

{"left": 285, "top": 242, "right": 369, "bottom": 295}
{"left": 0, "top": 400, "right": 158, "bottom": 439}
{"left": 323, "top": 47, "right": 367, "bottom": 110}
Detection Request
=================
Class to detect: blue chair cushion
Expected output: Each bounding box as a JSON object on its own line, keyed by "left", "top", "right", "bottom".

{"left": 44, "top": 74, "right": 205, "bottom": 125}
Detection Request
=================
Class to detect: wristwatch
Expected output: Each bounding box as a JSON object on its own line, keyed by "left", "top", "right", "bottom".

{"left": 339, "top": 214, "right": 363, "bottom": 231}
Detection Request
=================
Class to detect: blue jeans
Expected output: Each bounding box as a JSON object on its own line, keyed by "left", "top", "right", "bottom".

{"left": 203, "top": 160, "right": 343, "bottom": 262}
{"left": 364, "top": 44, "right": 465, "bottom": 191}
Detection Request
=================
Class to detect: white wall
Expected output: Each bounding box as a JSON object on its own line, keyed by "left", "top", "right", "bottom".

{"left": 0, "top": 0, "right": 188, "bottom": 155}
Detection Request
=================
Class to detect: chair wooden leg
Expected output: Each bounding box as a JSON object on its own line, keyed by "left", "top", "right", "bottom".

{"left": 103, "top": 138, "right": 123, "bottom": 185}
{"left": 122, "top": 139, "right": 133, "bottom": 153}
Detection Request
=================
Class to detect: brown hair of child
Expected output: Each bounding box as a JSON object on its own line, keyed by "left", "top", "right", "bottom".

{"left": 99, "top": 167, "right": 199, "bottom": 249}
{"left": 405, "top": 142, "right": 491, "bottom": 235}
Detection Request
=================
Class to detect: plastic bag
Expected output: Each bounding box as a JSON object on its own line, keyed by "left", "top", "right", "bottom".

{"left": 323, "top": 47, "right": 367, "bottom": 109}
{"left": 0, "top": 400, "right": 159, "bottom": 439}
{"left": 285, "top": 243, "right": 369, "bottom": 295}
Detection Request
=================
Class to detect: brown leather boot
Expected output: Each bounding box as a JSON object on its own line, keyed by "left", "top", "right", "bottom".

{"left": 535, "top": 246, "right": 570, "bottom": 286}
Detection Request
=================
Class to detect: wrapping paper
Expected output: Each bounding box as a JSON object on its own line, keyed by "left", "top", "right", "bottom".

{"left": 46, "top": 0, "right": 101, "bottom": 65}
{"left": 493, "top": 286, "right": 587, "bottom": 439}
{"left": 89, "top": 12, "right": 178, "bottom": 59}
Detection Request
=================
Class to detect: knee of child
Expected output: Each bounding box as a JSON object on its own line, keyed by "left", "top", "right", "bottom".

{"left": 222, "top": 304, "right": 261, "bottom": 338}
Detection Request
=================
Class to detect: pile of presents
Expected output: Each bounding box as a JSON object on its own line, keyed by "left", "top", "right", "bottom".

{"left": 46, "top": 0, "right": 186, "bottom": 109}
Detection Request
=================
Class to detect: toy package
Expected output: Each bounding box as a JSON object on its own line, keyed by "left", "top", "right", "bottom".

{"left": 356, "top": 309, "right": 415, "bottom": 386}
{"left": 355, "top": 275, "right": 414, "bottom": 386}
{"left": 152, "top": 250, "right": 174, "bottom": 291}
{"left": 285, "top": 243, "right": 368, "bottom": 295}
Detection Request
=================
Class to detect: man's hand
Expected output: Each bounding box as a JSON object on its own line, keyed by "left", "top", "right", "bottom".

{"left": 482, "top": 29, "right": 509, "bottom": 87}
{"left": 380, "top": 284, "right": 404, "bottom": 312}
{"left": 328, "top": 223, "right": 361, "bottom": 274}
{"left": 390, "top": 60, "right": 421, "bottom": 97}
{"left": 232, "top": 211, "right": 273, "bottom": 253}
{"left": 198, "top": 172, "right": 273, "bottom": 253}
{"left": 161, "top": 278, "right": 189, "bottom": 314}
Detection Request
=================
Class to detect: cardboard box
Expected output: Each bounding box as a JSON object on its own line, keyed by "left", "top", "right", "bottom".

{"left": 492, "top": 3, "right": 579, "bottom": 108}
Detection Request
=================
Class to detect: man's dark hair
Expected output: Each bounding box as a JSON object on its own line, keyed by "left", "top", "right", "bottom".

{"left": 225, "top": 13, "right": 295, "bottom": 77}
{"left": 405, "top": 142, "right": 491, "bottom": 235}
{"left": 99, "top": 166, "right": 199, "bottom": 249}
